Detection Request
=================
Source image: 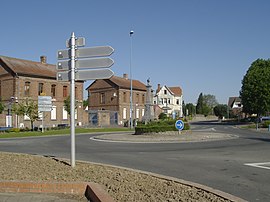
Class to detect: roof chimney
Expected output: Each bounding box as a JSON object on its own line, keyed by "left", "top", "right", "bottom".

{"left": 157, "top": 84, "right": 161, "bottom": 93}
{"left": 123, "top": 73, "right": 128, "bottom": 79}
{"left": 40, "top": 56, "right": 47, "bottom": 64}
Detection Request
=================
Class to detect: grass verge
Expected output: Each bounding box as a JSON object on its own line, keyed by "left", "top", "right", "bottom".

{"left": 0, "top": 127, "right": 132, "bottom": 139}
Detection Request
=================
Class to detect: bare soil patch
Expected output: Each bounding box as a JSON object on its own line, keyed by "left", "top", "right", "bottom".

{"left": 0, "top": 152, "right": 234, "bottom": 201}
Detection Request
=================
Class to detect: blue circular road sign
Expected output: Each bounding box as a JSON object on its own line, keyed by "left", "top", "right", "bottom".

{"left": 175, "top": 120, "right": 184, "bottom": 131}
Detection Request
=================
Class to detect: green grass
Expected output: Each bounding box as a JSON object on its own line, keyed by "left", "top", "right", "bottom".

{"left": 0, "top": 127, "right": 132, "bottom": 139}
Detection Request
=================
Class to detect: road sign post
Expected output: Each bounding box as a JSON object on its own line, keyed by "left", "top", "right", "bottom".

{"left": 175, "top": 120, "right": 184, "bottom": 135}
{"left": 57, "top": 32, "right": 114, "bottom": 167}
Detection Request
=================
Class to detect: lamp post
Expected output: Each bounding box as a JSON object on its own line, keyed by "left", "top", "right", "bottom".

{"left": 129, "top": 30, "right": 134, "bottom": 129}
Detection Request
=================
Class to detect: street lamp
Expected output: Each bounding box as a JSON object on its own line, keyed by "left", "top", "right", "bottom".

{"left": 129, "top": 30, "right": 134, "bottom": 129}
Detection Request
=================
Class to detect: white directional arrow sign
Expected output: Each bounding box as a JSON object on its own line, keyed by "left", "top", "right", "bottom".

{"left": 57, "top": 69, "right": 114, "bottom": 81}
{"left": 75, "top": 68, "right": 114, "bottom": 81}
{"left": 57, "top": 57, "right": 114, "bottom": 70}
{"left": 57, "top": 46, "right": 114, "bottom": 60}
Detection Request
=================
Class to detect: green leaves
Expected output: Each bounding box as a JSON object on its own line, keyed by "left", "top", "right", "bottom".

{"left": 240, "top": 59, "right": 270, "bottom": 116}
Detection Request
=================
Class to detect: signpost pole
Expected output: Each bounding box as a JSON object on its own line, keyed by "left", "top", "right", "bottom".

{"left": 70, "top": 32, "right": 76, "bottom": 168}
{"left": 42, "top": 112, "right": 44, "bottom": 133}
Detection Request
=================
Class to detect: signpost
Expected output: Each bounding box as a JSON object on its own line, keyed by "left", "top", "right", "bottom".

{"left": 57, "top": 57, "right": 114, "bottom": 70}
{"left": 175, "top": 119, "right": 184, "bottom": 134}
{"left": 57, "top": 32, "right": 114, "bottom": 167}
{"left": 38, "top": 96, "right": 52, "bottom": 133}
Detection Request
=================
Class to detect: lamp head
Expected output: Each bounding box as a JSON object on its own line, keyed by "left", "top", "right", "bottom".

{"left": 130, "top": 30, "right": 134, "bottom": 36}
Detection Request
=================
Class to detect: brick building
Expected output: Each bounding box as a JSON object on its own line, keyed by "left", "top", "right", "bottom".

{"left": 86, "top": 74, "right": 146, "bottom": 126}
{"left": 0, "top": 55, "right": 85, "bottom": 129}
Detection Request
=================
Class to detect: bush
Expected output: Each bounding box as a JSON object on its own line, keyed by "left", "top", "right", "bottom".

{"left": 135, "top": 119, "right": 190, "bottom": 135}
{"left": 262, "top": 121, "right": 270, "bottom": 128}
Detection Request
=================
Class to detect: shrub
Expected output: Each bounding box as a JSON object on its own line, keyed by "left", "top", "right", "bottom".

{"left": 262, "top": 121, "right": 270, "bottom": 128}
{"left": 135, "top": 119, "right": 190, "bottom": 135}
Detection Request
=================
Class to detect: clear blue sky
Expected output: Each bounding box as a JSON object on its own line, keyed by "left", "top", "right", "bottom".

{"left": 1, "top": 0, "right": 270, "bottom": 104}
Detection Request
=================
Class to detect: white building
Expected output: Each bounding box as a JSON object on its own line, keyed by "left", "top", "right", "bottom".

{"left": 153, "top": 84, "right": 183, "bottom": 118}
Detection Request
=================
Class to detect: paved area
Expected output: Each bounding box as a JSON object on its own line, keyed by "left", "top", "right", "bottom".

{"left": 0, "top": 193, "right": 83, "bottom": 202}
{"left": 0, "top": 129, "right": 238, "bottom": 202}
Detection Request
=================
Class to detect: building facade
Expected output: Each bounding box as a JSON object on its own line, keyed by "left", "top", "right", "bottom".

{"left": 87, "top": 74, "right": 146, "bottom": 126}
{"left": 153, "top": 84, "right": 183, "bottom": 118}
{"left": 0, "top": 55, "right": 85, "bottom": 129}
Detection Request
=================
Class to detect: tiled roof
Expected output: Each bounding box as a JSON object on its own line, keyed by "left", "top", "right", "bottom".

{"left": 156, "top": 85, "right": 182, "bottom": 96}
{"left": 87, "top": 75, "right": 147, "bottom": 91}
{"left": 0, "top": 55, "right": 56, "bottom": 79}
{"left": 109, "top": 75, "right": 146, "bottom": 90}
{"left": 168, "top": 87, "right": 182, "bottom": 96}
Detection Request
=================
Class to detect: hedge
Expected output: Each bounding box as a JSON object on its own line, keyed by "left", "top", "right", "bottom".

{"left": 135, "top": 121, "right": 190, "bottom": 135}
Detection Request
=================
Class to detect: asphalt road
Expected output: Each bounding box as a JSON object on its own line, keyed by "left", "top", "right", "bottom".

{"left": 0, "top": 121, "right": 270, "bottom": 201}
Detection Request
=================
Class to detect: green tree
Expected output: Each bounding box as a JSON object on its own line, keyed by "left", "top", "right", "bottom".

{"left": 196, "top": 93, "right": 204, "bottom": 114}
{"left": 13, "top": 99, "right": 39, "bottom": 130}
{"left": 214, "top": 104, "right": 228, "bottom": 119}
{"left": 196, "top": 93, "right": 218, "bottom": 116}
{"left": 0, "top": 100, "right": 4, "bottom": 114}
{"left": 186, "top": 103, "right": 196, "bottom": 116}
{"left": 240, "top": 59, "right": 270, "bottom": 117}
{"left": 182, "top": 101, "right": 186, "bottom": 116}
{"left": 64, "top": 96, "right": 71, "bottom": 115}
{"left": 64, "top": 96, "right": 78, "bottom": 115}
{"left": 83, "top": 99, "right": 88, "bottom": 108}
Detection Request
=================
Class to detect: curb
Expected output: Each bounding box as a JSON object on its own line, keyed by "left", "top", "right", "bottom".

{"left": 0, "top": 181, "right": 114, "bottom": 202}
{"left": 76, "top": 159, "right": 248, "bottom": 202}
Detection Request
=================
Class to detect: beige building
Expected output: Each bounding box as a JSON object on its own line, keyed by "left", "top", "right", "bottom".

{"left": 153, "top": 84, "right": 183, "bottom": 118}
{"left": 86, "top": 74, "right": 146, "bottom": 126}
{"left": 0, "top": 55, "right": 85, "bottom": 129}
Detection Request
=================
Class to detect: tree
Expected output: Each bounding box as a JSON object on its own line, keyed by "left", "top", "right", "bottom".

{"left": 182, "top": 101, "right": 186, "bottom": 116}
{"left": 196, "top": 93, "right": 218, "bottom": 116}
{"left": 13, "top": 99, "right": 39, "bottom": 130}
{"left": 240, "top": 59, "right": 270, "bottom": 117}
{"left": 0, "top": 100, "right": 4, "bottom": 114}
{"left": 185, "top": 103, "right": 196, "bottom": 116}
{"left": 196, "top": 93, "right": 204, "bottom": 114}
{"left": 202, "top": 94, "right": 218, "bottom": 116}
{"left": 214, "top": 104, "right": 228, "bottom": 119}
{"left": 64, "top": 96, "right": 71, "bottom": 115}
{"left": 64, "top": 96, "right": 78, "bottom": 115}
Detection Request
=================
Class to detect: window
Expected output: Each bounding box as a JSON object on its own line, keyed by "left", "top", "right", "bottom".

{"left": 38, "top": 83, "right": 44, "bottom": 95}
{"left": 100, "top": 93, "right": 105, "bottom": 104}
{"left": 63, "top": 86, "right": 68, "bottom": 97}
{"left": 51, "top": 106, "right": 56, "bottom": 120}
{"left": 136, "top": 93, "right": 139, "bottom": 103}
{"left": 24, "top": 82, "right": 30, "bottom": 97}
{"left": 136, "top": 109, "right": 139, "bottom": 119}
{"left": 75, "top": 87, "right": 78, "bottom": 99}
{"left": 164, "top": 98, "right": 167, "bottom": 104}
{"left": 142, "top": 109, "right": 145, "bottom": 117}
{"left": 142, "top": 94, "right": 145, "bottom": 103}
{"left": 51, "top": 84, "right": 56, "bottom": 98}
{"left": 123, "top": 108, "right": 127, "bottom": 120}
{"left": 168, "top": 98, "right": 171, "bottom": 104}
{"left": 63, "top": 106, "right": 68, "bottom": 120}
{"left": 164, "top": 90, "right": 167, "bottom": 94}
{"left": 176, "top": 99, "right": 180, "bottom": 105}
{"left": 123, "top": 92, "right": 127, "bottom": 103}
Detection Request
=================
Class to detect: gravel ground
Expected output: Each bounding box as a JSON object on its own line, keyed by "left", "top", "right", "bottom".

{"left": 0, "top": 152, "right": 234, "bottom": 202}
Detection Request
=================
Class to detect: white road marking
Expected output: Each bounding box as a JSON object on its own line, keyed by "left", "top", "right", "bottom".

{"left": 244, "top": 162, "right": 270, "bottom": 170}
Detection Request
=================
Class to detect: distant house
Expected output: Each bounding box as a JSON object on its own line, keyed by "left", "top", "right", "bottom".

{"left": 0, "top": 55, "right": 85, "bottom": 128}
{"left": 153, "top": 84, "right": 183, "bottom": 118}
{"left": 228, "top": 97, "right": 243, "bottom": 118}
{"left": 86, "top": 74, "right": 146, "bottom": 126}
